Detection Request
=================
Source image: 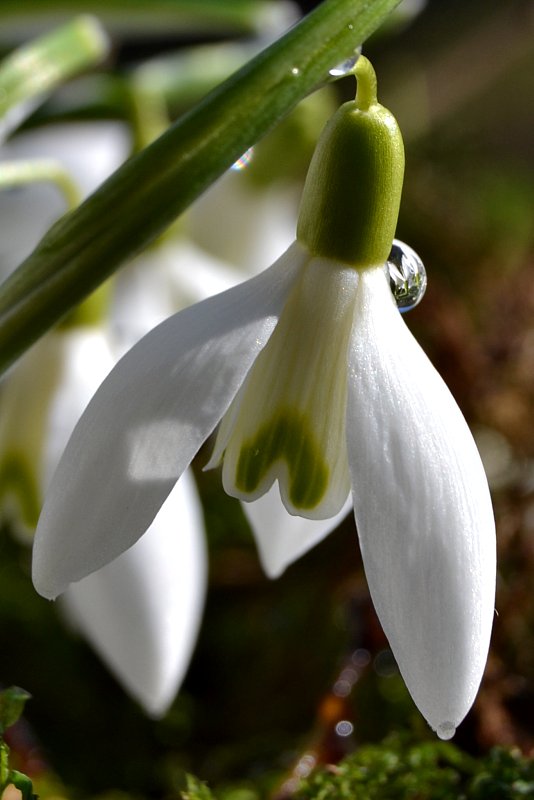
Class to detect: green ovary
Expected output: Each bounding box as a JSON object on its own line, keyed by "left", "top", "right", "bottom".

{"left": 235, "top": 407, "right": 329, "bottom": 510}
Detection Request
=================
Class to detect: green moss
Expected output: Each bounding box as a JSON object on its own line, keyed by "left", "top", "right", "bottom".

{"left": 295, "top": 737, "right": 534, "bottom": 800}
{"left": 181, "top": 738, "right": 534, "bottom": 800}
{"left": 235, "top": 408, "right": 329, "bottom": 510}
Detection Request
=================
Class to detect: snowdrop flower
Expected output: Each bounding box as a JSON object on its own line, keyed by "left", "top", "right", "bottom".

{"left": 32, "top": 57, "right": 496, "bottom": 738}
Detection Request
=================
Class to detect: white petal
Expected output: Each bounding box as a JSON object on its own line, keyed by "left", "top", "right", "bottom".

{"left": 243, "top": 487, "right": 352, "bottom": 578}
{"left": 32, "top": 243, "right": 305, "bottom": 599}
{"left": 346, "top": 266, "right": 496, "bottom": 738}
{"left": 61, "top": 469, "right": 206, "bottom": 718}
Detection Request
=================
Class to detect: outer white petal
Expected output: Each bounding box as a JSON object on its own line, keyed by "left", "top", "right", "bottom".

{"left": 62, "top": 469, "right": 206, "bottom": 718}
{"left": 32, "top": 242, "right": 306, "bottom": 599}
{"left": 243, "top": 487, "right": 352, "bottom": 579}
{"left": 346, "top": 267, "right": 496, "bottom": 739}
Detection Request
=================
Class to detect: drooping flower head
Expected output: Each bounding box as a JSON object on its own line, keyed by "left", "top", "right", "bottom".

{"left": 32, "top": 56, "right": 496, "bottom": 738}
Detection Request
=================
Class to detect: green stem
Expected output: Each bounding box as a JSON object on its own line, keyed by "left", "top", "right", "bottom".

{"left": 354, "top": 55, "right": 378, "bottom": 110}
{"left": 0, "top": 0, "right": 401, "bottom": 375}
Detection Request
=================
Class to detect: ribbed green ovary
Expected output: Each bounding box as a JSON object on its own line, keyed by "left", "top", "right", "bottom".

{"left": 297, "top": 56, "right": 405, "bottom": 269}
{"left": 235, "top": 407, "right": 329, "bottom": 509}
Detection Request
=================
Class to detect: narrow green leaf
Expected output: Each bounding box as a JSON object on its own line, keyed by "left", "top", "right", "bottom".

{"left": 0, "top": 0, "right": 401, "bottom": 375}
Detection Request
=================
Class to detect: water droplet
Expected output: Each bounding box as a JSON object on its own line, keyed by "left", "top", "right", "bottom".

{"left": 329, "top": 50, "right": 361, "bottom": 77}
{"left": 386, "top": 239, "right": 427, "bottom": 312}
{"left": 335, "top": 720, "right": 354, "bottom": 737}
{"left": 291, "top": 66, "right": 300, "bottom": 76}
{"left": 231, "top": 147, "right": 254, "bottom": 171}
{"left": 437, "top": 721, "right": 456, "bottom": 740}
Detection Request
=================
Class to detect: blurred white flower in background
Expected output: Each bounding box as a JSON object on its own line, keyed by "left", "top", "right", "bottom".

{"left": 0, "top": 121, "right": 209, "bottom": 716}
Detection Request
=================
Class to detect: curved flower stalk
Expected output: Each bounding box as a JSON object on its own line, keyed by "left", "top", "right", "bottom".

{"left": 32, "top": 57, "right": 496, "bottom": 738}
{"left": 0, "top": 122, "right": 131, "bottom": 275}
{"left": 0, "top": 16, "right": 110, "bottom": 146}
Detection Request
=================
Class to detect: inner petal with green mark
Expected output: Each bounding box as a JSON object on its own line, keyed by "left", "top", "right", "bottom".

{"left": 208, "top": 255, "right": 358, "bottom": 519}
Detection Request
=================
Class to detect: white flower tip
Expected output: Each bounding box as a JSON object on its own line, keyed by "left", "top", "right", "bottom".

{"left": 242, "top": 488, "right": 352, "bottom": 581}
{"left": 32, "top": 566, "right": 62, "bottom": 601}
{"left": 127, "top": 676, "right": 177, "bottom": 720}
{"left": 257, "top": 549, "right": 287, "bottom": 580}
{"left": 31, "top": 544, "right": 73, "bottom": 600}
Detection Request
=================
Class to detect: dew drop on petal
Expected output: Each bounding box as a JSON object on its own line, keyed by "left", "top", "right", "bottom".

{"left": 386, "top": 239, "right": 427, "bottom": 312}
{"left": 436, "top": 721, "right": 456, "bottom": 740}
{"left": 329, "top": 50, "right": 361, "bottom": 77}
